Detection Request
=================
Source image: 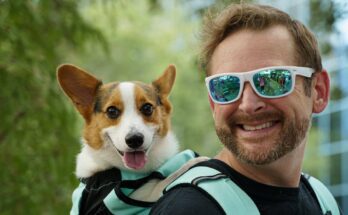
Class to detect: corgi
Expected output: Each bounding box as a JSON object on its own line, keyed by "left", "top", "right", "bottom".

{"left": 57, "top": 64, "right": 179, "bottom": 178}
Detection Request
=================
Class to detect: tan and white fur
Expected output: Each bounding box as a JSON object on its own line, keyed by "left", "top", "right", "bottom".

{"left": 57, "top": 64, "right": 179, "bottom": 178}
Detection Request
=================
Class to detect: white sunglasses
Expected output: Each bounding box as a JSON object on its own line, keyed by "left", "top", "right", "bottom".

{"left": 205, "top": 66, "right": 315, "bottom": 104}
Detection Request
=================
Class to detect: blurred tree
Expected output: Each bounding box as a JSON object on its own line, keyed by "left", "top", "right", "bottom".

{"left": 309, "top": 0, "right": 348, "bottom": 55}
{"left": 0, "top": 0, "right": 106, "bottom": 214}
{"left": 303, "top": 127, "right": 329, "bottom": 178}
{"left": 331, "top": 85, "right": 344, "bottom": 101}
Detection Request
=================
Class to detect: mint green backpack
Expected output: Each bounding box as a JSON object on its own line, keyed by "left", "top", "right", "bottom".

{"left": 70, "top": 150, "right": 199, "bottom": 215}
{"left": 166, "top": 166, "right": 341, "bottom": 215}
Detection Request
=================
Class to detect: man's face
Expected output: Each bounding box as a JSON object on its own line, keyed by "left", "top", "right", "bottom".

{"left": 209, "top": 25, "right": 314, "bottom": 165}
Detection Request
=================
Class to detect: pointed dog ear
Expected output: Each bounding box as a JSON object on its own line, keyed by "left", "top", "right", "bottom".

{"left": 57, "top": 64, "right": 102, "bottom": 122}
{"left": 152, "top": 64, "right": 176, "bottom": 98}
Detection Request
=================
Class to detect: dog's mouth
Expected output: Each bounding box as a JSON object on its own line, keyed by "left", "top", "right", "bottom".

{"left": 116, "top": 149, "right": 148, "bottom": 170}
{"left": 122, "top": 150, "right": 148, "bottom": 170}
{"left": 106, "top": 133, "right": 148, "bottom": 170}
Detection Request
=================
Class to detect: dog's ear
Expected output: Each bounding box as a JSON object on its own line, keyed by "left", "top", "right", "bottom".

{"left": 57, "top": 64, "right": 102, "bottom": 122}
{"left": 152, "top": 64, "right": 176, "bottom": 98}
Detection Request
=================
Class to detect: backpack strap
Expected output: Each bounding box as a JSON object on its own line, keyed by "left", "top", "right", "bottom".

{"left": 70, "top": 182, "right": 86, "bottom": 215}
{"left": 166, "top": 166, "right": 260, "bottom": 215}
{"left": 305, "top": 174, "right": 341, "bottom": 215}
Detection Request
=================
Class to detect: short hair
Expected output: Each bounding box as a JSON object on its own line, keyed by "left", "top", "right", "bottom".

{"left": 199, "top": 3, "right": 323, "bottom": 78}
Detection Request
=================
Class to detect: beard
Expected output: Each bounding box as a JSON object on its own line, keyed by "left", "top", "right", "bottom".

{"left": 215, "top": 111, "right": 311, "bottom": 165}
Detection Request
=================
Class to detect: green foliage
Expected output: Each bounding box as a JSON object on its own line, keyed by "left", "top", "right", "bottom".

{"left": 331, "top": 85, "right": 345, "bottom": 101}
{"left": 309, "top": 0, "right": 348, "bottom": 55}
{"left": 303, "top": 128, "right": 328, "bottom": 178}
{"left": 0, "top": 0, "right": 106, "bottom": 214}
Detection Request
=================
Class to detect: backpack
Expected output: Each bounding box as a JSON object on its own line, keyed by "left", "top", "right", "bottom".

{"left": 70, "top": 150, "right": 207, "bottom": 215}
{"left": 166, "top": 165, "right": 341, "bottom": 215}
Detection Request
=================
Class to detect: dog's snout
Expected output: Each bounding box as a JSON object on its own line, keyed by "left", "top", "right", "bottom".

{"left": 125, "top": 132, "right": 144, "bottom": 149}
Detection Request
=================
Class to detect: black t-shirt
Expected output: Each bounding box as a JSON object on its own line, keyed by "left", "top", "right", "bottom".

{"left": 150, "top": 159, "right": 324, "bottom": 215}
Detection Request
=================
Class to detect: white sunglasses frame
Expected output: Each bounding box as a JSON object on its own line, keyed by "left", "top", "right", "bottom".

{"left": 205, "top": 66, "right": 315, "bottom": 104}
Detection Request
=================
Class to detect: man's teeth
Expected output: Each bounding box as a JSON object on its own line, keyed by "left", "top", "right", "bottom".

{"left": 242, "top": 122, "right": 273, "bottom": 131}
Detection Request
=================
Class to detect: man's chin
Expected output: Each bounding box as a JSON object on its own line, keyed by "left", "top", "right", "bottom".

{"left": 229, "top": 143, "right": 281, "bottom": 165}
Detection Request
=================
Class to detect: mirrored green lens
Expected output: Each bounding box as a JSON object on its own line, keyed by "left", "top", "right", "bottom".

{"left": 253, "top": 69, "right": 292, "bottom": 96}
{"left": 209, "top": 75, "right": 240, "bottom": 103}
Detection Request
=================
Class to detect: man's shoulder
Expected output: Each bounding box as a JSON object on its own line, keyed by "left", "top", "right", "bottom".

{"left": 150, "top": 184, "right": 225, "bottom": 215}
{"left": 150, "top": 159, "right": 231, "bottom": 215}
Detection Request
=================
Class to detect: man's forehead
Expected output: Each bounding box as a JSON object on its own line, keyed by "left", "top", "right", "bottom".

{"left": 209, "top": 25, "right": 297, "bottom": 75}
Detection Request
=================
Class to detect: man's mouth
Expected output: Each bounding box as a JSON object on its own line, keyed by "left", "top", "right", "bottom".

{"left": 233, "top": 119, "right": 282, "bottom": 141}
{"left": 241, "top": 121, "right": 275, "bottom": 131}
{"left": 231, "top": 111, "right": 283, "bottom": 133}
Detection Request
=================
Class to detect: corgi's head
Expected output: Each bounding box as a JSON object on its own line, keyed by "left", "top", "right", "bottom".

{"left": 57, "top": 64, "right": 177, "bottom": 174}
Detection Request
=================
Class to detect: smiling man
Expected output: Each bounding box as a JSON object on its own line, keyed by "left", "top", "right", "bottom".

{"left": 151, "top": 3, "right": 341, "bottom": 215}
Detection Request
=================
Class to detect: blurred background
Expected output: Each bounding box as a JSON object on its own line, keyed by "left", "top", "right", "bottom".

{"left": 0, "top": 0, "right": 347, "bottom": 214}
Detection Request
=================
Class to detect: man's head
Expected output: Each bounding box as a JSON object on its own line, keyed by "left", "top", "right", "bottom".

{"left": 202, "top": 3, "right": 330, "bottom": 165}
{"left": 200, "top": 3, "right": 322, "bottom": 76}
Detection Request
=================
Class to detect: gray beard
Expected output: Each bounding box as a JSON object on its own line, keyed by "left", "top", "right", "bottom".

{"left": 215, "top": 112, "right": 310, "bottom": 165}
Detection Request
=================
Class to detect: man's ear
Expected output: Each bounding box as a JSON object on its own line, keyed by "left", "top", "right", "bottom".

{"left": 312, "top": 70, "right": 330, "bottom": 113}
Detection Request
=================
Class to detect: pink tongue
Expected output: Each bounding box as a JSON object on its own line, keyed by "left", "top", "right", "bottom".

{"left": 124, "top": 151, "right": 147, "bottom": 170}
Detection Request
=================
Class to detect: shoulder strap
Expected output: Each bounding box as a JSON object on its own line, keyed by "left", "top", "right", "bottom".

{"left": 166, "top": 166, "right": 260, "bottom": 215}
{"left": 70, "top": 182, "right": 86, "bottom": 215}
{"left": 306, "top": 175, "right": 340, "bottom": 215}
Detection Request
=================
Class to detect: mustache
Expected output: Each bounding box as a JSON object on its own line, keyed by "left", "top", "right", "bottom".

{"left": 227, "top": 111, "right": 285, "bottom": 125}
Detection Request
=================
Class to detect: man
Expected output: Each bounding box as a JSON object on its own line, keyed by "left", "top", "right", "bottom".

{"left": 150, "top": 3, "right": 341, "bottom": 215}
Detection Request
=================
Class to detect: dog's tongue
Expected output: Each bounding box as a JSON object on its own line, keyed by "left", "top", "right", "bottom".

{"left": 124, "top": 151, "right": 147, "bottom": 170}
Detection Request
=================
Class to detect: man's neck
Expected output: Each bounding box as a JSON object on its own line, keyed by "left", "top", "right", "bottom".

{"left": 215, "top": 143, "right": 306, "bottom": 187}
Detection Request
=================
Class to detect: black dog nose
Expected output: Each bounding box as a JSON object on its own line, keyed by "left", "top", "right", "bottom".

{"left": 125, "top": 132, "right": 144, "bottom": 149}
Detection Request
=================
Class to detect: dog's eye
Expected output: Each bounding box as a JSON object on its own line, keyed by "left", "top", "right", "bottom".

{"left": 106, "top": 106, "right": 121, "bottom": 119}
{"left": 140, "top": 103, "right": 153, "bottom": 116}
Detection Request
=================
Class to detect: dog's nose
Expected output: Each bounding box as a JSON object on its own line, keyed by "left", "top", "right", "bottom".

{"left": 125, "top": 132, "right": 144, "bottom": 149}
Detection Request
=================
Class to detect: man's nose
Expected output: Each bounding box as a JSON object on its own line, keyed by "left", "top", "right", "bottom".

{"left": 238, "top": 83, "right": 266, "bottom": 114}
